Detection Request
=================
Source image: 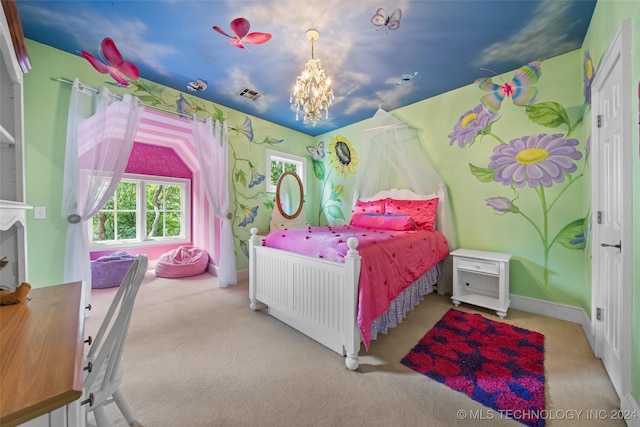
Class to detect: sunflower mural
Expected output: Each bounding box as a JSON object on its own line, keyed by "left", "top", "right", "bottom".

{"left": 449, "top": 58, "right": 595, "bottom": 287}
{"left": 309, "top": 135, "right": 359, "bottom": 225}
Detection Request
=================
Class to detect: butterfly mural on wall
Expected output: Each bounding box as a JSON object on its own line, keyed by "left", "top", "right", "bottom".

{"left": 306, "top": 141, "right": 325, "bottom": 160}
{"left": 213, "top": 17, "right": 272, "bottom": 49}
{"left": 475, "top": 61, "right": 542, "bottom": 112}
{"left": 371, "top": 8, "right": 402, "bottom": 32}
{"left": 81, "top": 37, "right": 140, "bottom": 86}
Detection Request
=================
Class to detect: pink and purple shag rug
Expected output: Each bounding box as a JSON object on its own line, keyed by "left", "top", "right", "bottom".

{"left": 401, "top": 309, "right": 546, "bottom": 427}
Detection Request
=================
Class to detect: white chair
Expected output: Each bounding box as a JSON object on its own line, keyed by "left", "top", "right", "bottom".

{"left": 82, "top": 254, "right": 148, "bottom": 427}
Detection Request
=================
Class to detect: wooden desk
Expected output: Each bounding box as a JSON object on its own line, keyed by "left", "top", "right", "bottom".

{"left": 0, "top": 282, "right": 86, "bottom": 427}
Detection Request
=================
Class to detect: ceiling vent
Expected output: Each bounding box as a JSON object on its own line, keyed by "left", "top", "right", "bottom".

{"left": 236, "top": 87, "right": 262, "bottom": 101}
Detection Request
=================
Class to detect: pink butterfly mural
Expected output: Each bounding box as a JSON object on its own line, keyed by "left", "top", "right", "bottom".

{"left": 81, "top": 38, "right": 140, "bottom": 86}
{"left": 213, "top": 18, "right": 272, "bottom": 49}
{"left": 475, "top": 61, "right": 542, "bottom": 113}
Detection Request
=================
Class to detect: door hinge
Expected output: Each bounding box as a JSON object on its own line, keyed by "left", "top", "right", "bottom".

{"left": 597, "top": 211, "right": 603, "bottom": 224}
{"left": 597, "top": 115, "right": 602, "bottom": 128}
{"left": 596, "top": 307, "right": 603, "bottom": 321}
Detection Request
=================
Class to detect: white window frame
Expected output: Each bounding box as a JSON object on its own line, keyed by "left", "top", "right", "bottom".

{"left": 266, "top": 149, "right": 306, "bottom": 194}
{"left": 89, "top": 173, "right": 191, "bottom": 250}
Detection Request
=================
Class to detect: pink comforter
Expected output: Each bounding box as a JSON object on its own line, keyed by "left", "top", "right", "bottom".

{"left": 263, "top": 225, "right": 449, "bottom": 350}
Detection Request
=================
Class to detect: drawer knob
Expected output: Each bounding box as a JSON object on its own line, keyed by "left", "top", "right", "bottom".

{"left": 85, "top": 335, "right": 92, "bottom": 345}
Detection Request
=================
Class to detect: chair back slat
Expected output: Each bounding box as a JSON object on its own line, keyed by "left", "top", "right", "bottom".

{"left": 84, "top": 255, "right": 148, "bottom": 395}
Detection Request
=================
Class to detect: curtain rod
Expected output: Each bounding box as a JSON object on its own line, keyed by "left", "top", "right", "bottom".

{"left": 53, "top": 77, "right": 203, "bottom": 122}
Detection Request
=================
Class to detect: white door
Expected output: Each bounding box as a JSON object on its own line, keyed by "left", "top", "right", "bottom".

{"left": 591, "top": 20, "right": 632, "bottom": 400}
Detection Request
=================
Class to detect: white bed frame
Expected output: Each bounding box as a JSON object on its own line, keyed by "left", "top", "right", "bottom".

{"left": 248, "top": 186, "right": 446, "bottom": 371}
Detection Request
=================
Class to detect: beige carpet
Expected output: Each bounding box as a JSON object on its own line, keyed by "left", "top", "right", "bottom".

{"left": 84, "top": 271, "right": 623, "bottom": 427}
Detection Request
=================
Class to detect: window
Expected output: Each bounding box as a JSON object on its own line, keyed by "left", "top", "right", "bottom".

{"left": 90, "top": 174, "right": 191, "bottom": 249}
{"left": 266, "top": 149, "right": 306, "bottom": 193}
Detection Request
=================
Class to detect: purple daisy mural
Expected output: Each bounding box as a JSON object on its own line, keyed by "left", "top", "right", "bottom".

{"left": 448, "top": 104, "right": 500, "bottom": 148}
{"left": 450, "top": 60, "right": 589, "bottom": 287}
{"left": 489, "top": 134, "right": 582, "bottom": 188}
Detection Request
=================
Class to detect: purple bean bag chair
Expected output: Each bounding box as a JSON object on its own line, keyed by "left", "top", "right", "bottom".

{"left": 155, "top": 246, "right": 209, "bottom": 278}
{"left": 91, "top": 251, "right": 136, "bottom": 289}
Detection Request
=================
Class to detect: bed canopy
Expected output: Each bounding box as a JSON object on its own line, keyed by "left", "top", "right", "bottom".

{"left": 358, "top": 108, "right": 456, "bottom": 250}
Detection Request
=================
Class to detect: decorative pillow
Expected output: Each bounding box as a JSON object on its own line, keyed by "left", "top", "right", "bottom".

{"left": 349, "top": 213, "right": 417, "bottom": 231}
{"left": 385, "top": 197, "right": 439, "bottom": 231}
{"left": 351, "top": 198, "right": 386, "bottom": 216}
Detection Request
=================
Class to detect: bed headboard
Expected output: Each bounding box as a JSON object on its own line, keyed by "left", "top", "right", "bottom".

{"left": 359, "top": 183, "right": 447, "bottom": 233}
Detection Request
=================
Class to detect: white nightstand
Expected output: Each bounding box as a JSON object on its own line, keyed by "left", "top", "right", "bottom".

{"left": 450, "top": 248, "right": 512, "bottom": 318}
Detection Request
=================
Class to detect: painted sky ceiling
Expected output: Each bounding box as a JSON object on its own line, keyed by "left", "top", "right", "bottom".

{"left": 17, "top": 0, "right": 597, "bottom": 136}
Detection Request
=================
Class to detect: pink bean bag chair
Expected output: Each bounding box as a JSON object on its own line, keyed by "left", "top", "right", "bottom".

{"left": 155, "top": 246, "right": 209, "bottom": 278}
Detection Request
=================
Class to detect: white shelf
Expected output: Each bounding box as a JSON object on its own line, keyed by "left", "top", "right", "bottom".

{"left": 1, "top": 4, "right": 28, "bottom": 287}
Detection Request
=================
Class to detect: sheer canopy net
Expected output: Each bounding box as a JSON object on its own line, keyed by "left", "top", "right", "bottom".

{"left": 358, "top": 108, "right": 456, "bottom": 250}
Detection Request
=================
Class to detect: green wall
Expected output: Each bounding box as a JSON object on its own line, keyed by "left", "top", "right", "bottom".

{"left": 23, "top": 40, "right": 314, "bottom": 286}
{"left": 21, "top": 0, "right": 639, "bottom": 404}
{"left": 312, "top": 0, "right": 639, "bottom": 403}
{"left": 318, "top": 52, "right": 589, "bottom": 306}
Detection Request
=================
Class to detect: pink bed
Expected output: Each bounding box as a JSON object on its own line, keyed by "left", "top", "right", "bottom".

{"left": 263, "top": 224, "right": 449, "bottom": 350}
{"left": 249, "top": 187, "right": 451, "bottom": 370}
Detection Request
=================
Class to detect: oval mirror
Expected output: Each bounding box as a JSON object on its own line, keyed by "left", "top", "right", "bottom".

{"left": 276, "top": 171, "right": 304, "bottom": 220}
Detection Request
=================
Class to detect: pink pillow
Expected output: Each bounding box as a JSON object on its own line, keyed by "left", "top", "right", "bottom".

{"left": 351, "top": 198, "right": 386, "bottom": 215}
{"left": 350, "top": 213, "right": 417, "bottom": 231}
{"left": 385, "top": 197, "right": 439, "bottom": 231}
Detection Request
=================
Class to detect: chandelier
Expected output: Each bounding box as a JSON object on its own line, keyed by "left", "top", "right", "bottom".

{"left": 290, "top": 29, "right": 334, "bottom": 126}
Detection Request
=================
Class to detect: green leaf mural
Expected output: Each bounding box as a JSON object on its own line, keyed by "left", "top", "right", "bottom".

{"left": 450, "top": 59, "right": 594, "bottom": 287}
{"left": 525, "top": 102, "right": 571, "bottom": 129}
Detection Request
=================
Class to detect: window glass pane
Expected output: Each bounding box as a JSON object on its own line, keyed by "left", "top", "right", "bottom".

{"left": 147, "top": 212, "right": 164, "bottom": 237}
{"left": 270, "top": 160, "right": 284, "bottom": 187}
{"left": 103, "top": 197, "right": 115, "bottom": 210}
{"left": 90, "top": 175, "right": 189, "bottom": 247}
{"left": 147, "top": 184, "right": 164, "bottom": 210}
{"left": 93, "top": 212, "right": 114, "bottom": 241}
{"left": 117, "top": 182, "right": 137, "bottom": 210}
{"left": 165, "top": 212, "right": 181, "bottom": 236}
{"left": 165, "top": 186, "right": 181, "bottom": 210}
{"left": 116, "top": 212, "right": 137, "bottom": 239}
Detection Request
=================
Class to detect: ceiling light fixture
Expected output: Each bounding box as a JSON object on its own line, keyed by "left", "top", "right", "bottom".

{"left": 290, "top": 29, "right": 334, "bottom": 126}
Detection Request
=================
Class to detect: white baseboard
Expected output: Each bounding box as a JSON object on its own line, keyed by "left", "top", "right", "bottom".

{"left": 621, "top": 393, "right": 640, "bottom": 427}
{"left": 510, "top": 293, "right": 640, "bottom": 424}
{"left": 509, "top": 293, "right": 595, "bottom": 353}
{"left": 237, "top": 268, "right": 249, "bottom": 281}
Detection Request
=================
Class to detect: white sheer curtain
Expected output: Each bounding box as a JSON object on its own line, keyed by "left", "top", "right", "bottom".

{"left": 358, "top": 108, "right": 457, "bottom": 249}
{"left": 61, "top": 78, "right": 144, "bottom": 301}
{"left": 191, "top": 118, "right": 237, "bottom": 287}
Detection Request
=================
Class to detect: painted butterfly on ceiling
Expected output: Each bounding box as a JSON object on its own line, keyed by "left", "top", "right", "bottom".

{"left": 474, "top": 61, "right": 542, "bottom": 113}
{"left": 306, "top": 141, "right": 325, "bottom": 161}
{"left": 213, "top": 17, "right": 272, "bottom": 49}
{"left": 81, "top": 38, "right": 140, "bottom": 86}
{"left": 396, "top": 71, "right": 418, "bottom": 85}
{"left": 371, "top": 8, "right": 402, "bottom": 32}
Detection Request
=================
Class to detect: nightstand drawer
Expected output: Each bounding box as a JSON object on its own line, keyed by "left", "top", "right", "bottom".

{"left": 457, "top": 258, "right": 500, "bottom": 275}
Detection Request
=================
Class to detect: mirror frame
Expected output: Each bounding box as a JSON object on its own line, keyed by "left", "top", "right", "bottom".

{"left": 275, "top": 171, "right": 304, "bottom": 220}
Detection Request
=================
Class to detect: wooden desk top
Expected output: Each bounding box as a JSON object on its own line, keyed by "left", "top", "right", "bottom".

{"left": 0, "top": 282, "right": 86, "bottom": 427}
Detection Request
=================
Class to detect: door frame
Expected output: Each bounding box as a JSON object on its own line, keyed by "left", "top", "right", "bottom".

{"left": 590, "top": 19, "right": 632, "bottom": 401}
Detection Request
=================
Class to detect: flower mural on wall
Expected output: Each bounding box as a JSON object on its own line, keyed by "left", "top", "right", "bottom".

{"left": 451, "top": 59, "right": 594, "bottom": 287}
{"left": 309, "top": 135, "right": 359, "bottom": 225}
{"left": 127, "top": 80, "right": 281, "bottom": 260}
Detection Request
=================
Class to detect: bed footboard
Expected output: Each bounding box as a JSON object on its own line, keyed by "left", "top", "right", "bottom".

{"left": 249, "top": 228, "right": 362, "bottom": 370}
